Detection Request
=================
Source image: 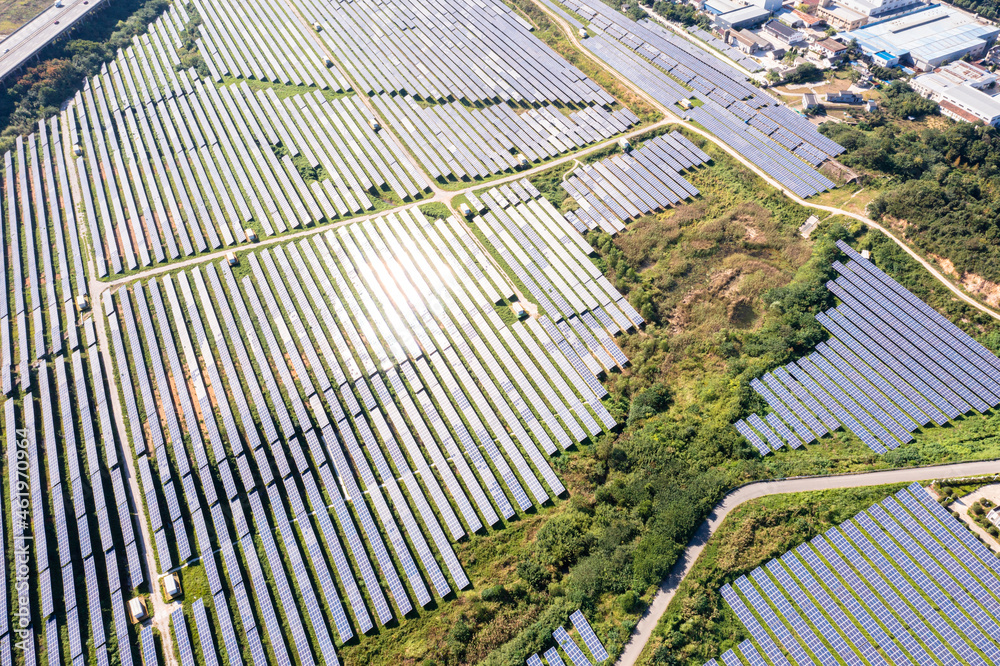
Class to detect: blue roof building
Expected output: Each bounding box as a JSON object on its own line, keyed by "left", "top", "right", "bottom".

{"left": 844, "top": 4, "right": 1000, "bottom": 70}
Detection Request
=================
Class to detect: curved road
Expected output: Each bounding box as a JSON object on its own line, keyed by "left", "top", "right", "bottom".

{"left": 530, "top": 0, "right": 1000, "bottom": 325}
{"left": 520, "top": 3, "right": 1000, "bottom": 663}
{"left": 616, "top": 460, "right": 1000, "bottom": 666}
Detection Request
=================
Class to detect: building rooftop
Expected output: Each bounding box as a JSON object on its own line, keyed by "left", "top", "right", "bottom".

{"left": 937, "top": 81, "right": 1000, "bottom": 120}
{"left": 817, "top": 38, "right": 849, "bottom": 52}
{"left": 719, "top": 5, "right": 771, "bottom": 24}
{"left": 935, "top": 59, "right": 996, "bottom": 86}
{"left": 792, "top": 9, "right": 826, "bottom": 25}
{"left": 939, "top": 99, "right": 984, "bottom": 122}
{"left": 705, "top": 0, "right": 743, "bottom": 14}
{"left": 820, "top": 4, "right": 868, "bottom": 24}
{"left": 764, "top": 19, "right": 801, "bottom": 40}
{"left": 845, "top": 4, "right": 1000, "bottom": 66}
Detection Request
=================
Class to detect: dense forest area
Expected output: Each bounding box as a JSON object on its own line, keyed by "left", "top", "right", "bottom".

{"left": 820, "top": 83, "right": 1000, "bottom": 285}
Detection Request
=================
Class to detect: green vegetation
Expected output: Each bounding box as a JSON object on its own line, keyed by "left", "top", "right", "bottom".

{"left": 821, "top": 107, "right": 1000, "bottom": 286}
{"left": 602, "top": 0, "right": 649, "bottom": 22}
{"left": 876, "top": 80, "right": 939, "bottom": 119}
{"left": 933, "top": 475, "right": 999, "bottom": 496}
{"left": 637, "top": 483, "right": 913, "bottom": 665}
{"left": 528, "top": 161, "right": 579, "bottom": 211}
{"left": 0, "top": 0, "right": 171, "bottom": 152}
{"left": 651, "top": 1, "right": 711, "bottom": 29}
{"left": 339, "top": 132, "right": 1000, "bottom": 666}
{"left": 784, "top": 62, "right": 823, "bottom": 85}
{"left": 218, "top": 76, "right": 352, "bottom": 101}
{"left": 870, "top": 64, "right": 906, "bottom": 81}
{"left": 419, "top": 202, "right": 454, "bottom": 221}
{"left": 175, "top": 4, "right": 208, "bottom": 77}
{"left": 967, "top": 497, "right": 1000, "bottom": 539}
{"left": 949, "top": 0, "right": 1000, "bottom": 20}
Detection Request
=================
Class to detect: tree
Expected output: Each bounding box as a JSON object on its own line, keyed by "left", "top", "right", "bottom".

{"left": 785, "top": 62, "right": 822, "bottom": 84}
{"left": 628, "top": 383, "right": 673, "bottom": 425}
{"left": 825, "top": 26, "right": 838, "bottom": 37}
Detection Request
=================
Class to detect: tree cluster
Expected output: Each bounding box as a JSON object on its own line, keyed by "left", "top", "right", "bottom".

{"left": 821, "top": 109, "right": 1000, "bottom": 283}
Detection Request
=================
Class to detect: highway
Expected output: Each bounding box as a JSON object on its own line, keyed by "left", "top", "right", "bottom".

{"left": 0, "top": 0, "right": 106, "bottom": 82}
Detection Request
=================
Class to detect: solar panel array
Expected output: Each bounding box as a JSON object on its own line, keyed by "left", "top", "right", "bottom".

{"left": 526, "top": 609, "right": 608, "bottom": 666}
{"left": 70, "top": 6, "right": 429, "bottom": 277}
{"left": 110, "top": 199, "right": 631, "bottom": 662}
{"left": 294, "top": 0, "right": 613, "bottom": 106}
{"left": 0, "top": 123, "right": 139, "bottom": 664}
{"left": 564, "top": 0, "right": 842, "bottom": 198}
{"left": 710, "top": 483, "right": 1000, "bottom": 666}
{"left": 374, "top": 93, "right": 638, "bottom": 181}
{"left": 734, "top": 241, "right": 1000, "bottom": 456}
{"left": 191, "top": 0, "right": 347, "bottom": 89}
{"left": 561, "top": 130, "right": 708, "bottom": 234}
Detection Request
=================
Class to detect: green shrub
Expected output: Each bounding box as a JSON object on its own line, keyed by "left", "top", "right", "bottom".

{"left": 617, "top": 589, "right": 640, "bottom": 613}
{"left": 480, "top": 585, "right": 507, "bottom": 602}
{"left": 446, "top": 618, "right": 472, "bottom": 655}
{"left": 627, "top": 383, "right": 673, "bottom": 426}
{"left": 517, "top": 559, "right": 550, "bottom": 591}
{"left": 536, "top": 511, "right": 593, "bottom": 568}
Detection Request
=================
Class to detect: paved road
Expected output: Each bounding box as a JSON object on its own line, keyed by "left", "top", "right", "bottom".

{"left": 0, "top": 0, "right": 106, "bottom": 81}
{"left": 616, "top": 460, "right": 1000, "bottom": 666}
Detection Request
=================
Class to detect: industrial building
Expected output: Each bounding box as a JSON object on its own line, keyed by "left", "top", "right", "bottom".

{"left": 705, "top": 0, "right": 772, "bottom": 30}
{"left": 844, "top": 4, "right": 1000, "bottom": 70}
{"left": 763, "top": 19, "right": 808, "bottom": 45}
{"left": 912, "top": 60, "right": 1000, "bottom": 125}
{"left": 836, "top": 0, "right": 925, "bottom": 20}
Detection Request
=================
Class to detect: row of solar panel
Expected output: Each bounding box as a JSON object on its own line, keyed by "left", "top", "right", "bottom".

{"left": 712, "top": 484, "right": 1000, "bottom": 666}
{"left": 566, "top": 0, "right": 844, "bottom": 198}
{"left": 74, "top": 40, "right": 428, "bottom": 277}
{"left": 1, "top": 116, "right": 142, "bottom": 665}
{"left": 1, "top": 119, "right": 88, "bottom": 397}
{"left": 591, "top": 9, "right": 840, "bottom": 159}
{"left": 193, "top": 0, "right": 347, "bottom": 90}
{"left": 687, "top": 26, "right": 764, "bottom": 72}
{"left": 113, "top": 205, "right": 627, "bottom": 663}
{"left": 297, "top": 0, "right": 613, "bottom": 106}
{"left": 525, "top": 610, "right": 610, "bottom": 666}
{"left": 735, "top": 245, "right": 1000, "bottom": 455}
{"left": 561, "top": 131, "right": 708, "bottom": 234}
{"left": 373, "top": 92, "right": 637, "bottom": 182}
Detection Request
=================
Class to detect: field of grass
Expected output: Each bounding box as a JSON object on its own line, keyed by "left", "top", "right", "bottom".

{"left": 634, "top": 483, "right": 915, "bottom": 665}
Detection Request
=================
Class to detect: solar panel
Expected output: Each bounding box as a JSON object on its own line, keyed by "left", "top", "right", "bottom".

{"left": 140, "top": 624, "right": 158, "bottom": 666}
{"left": 553, "top": 626, "right": 592, "bottom": 666}
{"left": 191, "top": 599, "right": 220, "bottom": 666}
{"left": 543, "top": 647, "right": 567, "bottom": 666}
